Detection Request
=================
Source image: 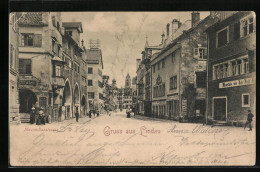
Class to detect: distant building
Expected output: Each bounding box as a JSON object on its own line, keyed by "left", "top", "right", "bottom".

{"left": 9, "top": 12, "right": 20, "bottom": 123}
{"left": 206, "top": 11, "right": 256, "bottom": 125}
{"left": 86, "top": 43, "right": 104, "bottom": 113}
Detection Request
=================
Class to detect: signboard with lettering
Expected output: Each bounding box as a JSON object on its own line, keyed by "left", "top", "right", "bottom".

{"left": 182, "top": 99, "right": 187, "bottom": 116}
{"left": 19, "top": 80, "right": 37, "bottom": 86}
{"left": 219, "top": 77, "right": 255, "bottom": 89}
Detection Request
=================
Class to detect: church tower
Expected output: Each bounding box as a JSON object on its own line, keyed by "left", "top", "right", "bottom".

{"left": 125, "top": 73, "right": 131, "bottom": 88}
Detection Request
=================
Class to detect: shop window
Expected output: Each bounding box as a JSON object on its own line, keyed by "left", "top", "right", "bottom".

{"left": 242, "top": 93, "right": 250, "bottom": 107}
{"left": 216, "top": 27, "right": 229, "bottom": 48}
{"left": 19, "top": 59, "right": 31, "bottom": 74}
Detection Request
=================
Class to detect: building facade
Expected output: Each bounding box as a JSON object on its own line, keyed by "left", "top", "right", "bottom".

{"left": 151, "top": 12, "right": 219, "bottom": 121}
{"left": 206, "top": 11, "right": 256, "bottom": 125}
{"left": 9, "top": 12, "right": 20, "bottom": 123}
{"left": 86, "top": 44, "right": 105, "bottom": 113}
{"left": 17, "top": 12, "right": 87, "bottom": 122}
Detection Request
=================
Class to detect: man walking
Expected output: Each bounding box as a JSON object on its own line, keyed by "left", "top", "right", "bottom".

{"left": 75, "top": 108, "right": 79, "bottom": 122}
{"left": 244, "top": 110, "right": 254, "bottom": 131}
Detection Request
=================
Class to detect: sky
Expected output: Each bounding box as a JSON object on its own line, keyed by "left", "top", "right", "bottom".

{"left": 61, "top": 12, "right": 210, "bottom": 87}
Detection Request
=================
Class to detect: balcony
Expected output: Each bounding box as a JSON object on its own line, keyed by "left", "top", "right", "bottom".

{"left": 52, "top": 76, "right": 65, "bottom": 88}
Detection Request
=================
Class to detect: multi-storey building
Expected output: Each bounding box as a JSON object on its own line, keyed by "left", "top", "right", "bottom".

{"left": 17, "top": 12, "right": 87, "bottom": 122}
{"left": 86, "top": 42, "right": 104, "bottom": 113}
{"left": 61, "top": 22, "right": 85, "bottom": 120}
{"left": 9, "top": 12, "right": 20, "bottom": 123}
{"left": 151, "top": 12, "right": 219, "bottom": 121}
{"left": 18, "top": 12, "right": 65, "bottom": 122}
{"left": 206, "top": 11, "right": 256, "bottom": 125}
{"left": 136, "top": 37, "right": 163, "bottom": 116}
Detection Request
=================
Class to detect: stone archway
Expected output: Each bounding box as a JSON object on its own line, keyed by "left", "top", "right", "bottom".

{"left": 81, "top": 95, "right": 86, "bottom": 116}
{"left": 73, "top": 84, "right": 80, "bottom": 116}
{"left": 19, "top": 89, "right": 37, "bottom": 113}
{"left": 62, "top": 80, "right": 72, "bottom": 119}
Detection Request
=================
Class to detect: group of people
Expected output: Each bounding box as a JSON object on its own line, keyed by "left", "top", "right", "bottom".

{"left": 88, "top": 109, "right": 100, "bottom": 119}
{"left": 30, "top": 106, "right": 46, "bottom": 125}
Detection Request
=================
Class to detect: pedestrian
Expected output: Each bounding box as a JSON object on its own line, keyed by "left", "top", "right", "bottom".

{"left": 41, "top": 107, "right": 46, "bottom": 125}
{"left": 30, "top": 106, "right": 36, "bottom": 124}
{"left": 244, "top": 110, "right": 254, "bottom": 131}
{"left": 97, "top": 110, "right": 100, "bottom": 117}
{"left": 89, "top": 110, "right": 92, "bottom": 118}
{"left": 75, "top": 108, "right": 79, "bottom": 122}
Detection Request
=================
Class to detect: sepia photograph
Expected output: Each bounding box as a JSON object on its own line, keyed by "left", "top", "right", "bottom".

{"left": 9, "top": 11, "right": 256, "bottom": 166}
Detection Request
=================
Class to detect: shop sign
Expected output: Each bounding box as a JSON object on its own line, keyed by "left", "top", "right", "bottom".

{"left": 19, "top": 80, "right": 37, "bottom": 86}
{"left": 219, "top": 77, "right": 255, "bottom": 88}
{"left": 182, "top": 99, "right": 187, "bottom": 116}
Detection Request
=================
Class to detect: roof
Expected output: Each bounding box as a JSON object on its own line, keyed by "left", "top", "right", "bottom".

{"left": 18, "top": 12, "right": 45, "bottom": 26}
{"left": 62, "top": 22, "right": 83, "bottom": 33}
{"left": 85, "top": 49, "right": 104, "bottom": 69}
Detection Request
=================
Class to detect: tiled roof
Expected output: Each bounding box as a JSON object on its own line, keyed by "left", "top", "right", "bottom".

{"left": 18, "top": 12, "right": 44, "bottom": 26}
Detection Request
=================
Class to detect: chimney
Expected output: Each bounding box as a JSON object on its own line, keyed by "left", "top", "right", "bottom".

{"left": 166, "top": 23, "right": 170, "bottom": 39}
{"left": 192, "top": 11, "right": 200, "bottom": 28}
{"left": 81, "top": 39, "right": 84, "bottom": 47}
{"left": 172, "top": 19, "right": 179, "bottom": 33}
{"left": 161, "top": 32, "right": 165, "bottom": 44}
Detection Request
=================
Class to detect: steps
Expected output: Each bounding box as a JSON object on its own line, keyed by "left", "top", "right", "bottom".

{"left": 20, "top": 113, "right": 30, "bottom": 123}
{"left": 212, "top": 120, "right": 227, "bottom": 126}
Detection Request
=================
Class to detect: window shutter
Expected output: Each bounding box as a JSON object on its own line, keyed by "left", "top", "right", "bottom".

{"left": 234, "top": 22, "right": 240, "bottom": 40}
{"left": 204, "top": 48, "right": 208, "bottom": 59}
{"left": 248, "top": 50, "right": 255, "bottom": 73}
{"left": 34, "top": 34, "right": 42, "bottom": 47}
{"left": 194, "top": 48, "right": 198, "bottom": 59}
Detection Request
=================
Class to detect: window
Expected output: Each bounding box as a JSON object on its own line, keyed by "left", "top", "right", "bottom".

{"left": 162, "top": 59, "right": 165, "bottom": 68}
{"left": 212, "top": 56, "right": 249, "bottom": 80}
{"left": 88, "top": 80, "right": 93, "bottom": 86}
{"left": 172, "top": 53, "right": 175, "bottom": 63}
{"left": 231, "top": 61, "right": 237, "bottom": 76}
{"left": 237, "top": 60, "right": 242, "bottom": 75}
{"left": 55, "top": 66, "right": 61, "bottom": 77}
{"left": 223, "top": 63, "right": 229, "bottom": 78}
{"left": 242, "top": 93, "right": 250, "bottom": 107}
{"left": 170, "top": 76, "right": 177, "bottom": 90}
{"left": 216, "top": 27, "right": 229, "bottom": 48}
{"left": 21, "top": 33, "right": 42, "bottom": 47}
{"left": 241, "top": 16, "right": 255, "bottom": 37}
{"left": 196, "top": 72, "right": 206, "bottom": 88}
{"left": 199, "top": 48, "right": 207, "bottom": 60}
{"left": 19, "top": 59, "right": 31, "bottom": 74}
{"left": 88, "top": 67, "right": 93, "bottom": 74}
{"left": 243, "top": 58, "right": 249, "bottom": 74}
{"left": 88, "top": 92, "right": 94, "bottom": 99}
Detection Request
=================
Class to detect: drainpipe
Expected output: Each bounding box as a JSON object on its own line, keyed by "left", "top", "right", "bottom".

{"left": 206, "top": 33, "right": 209, "bottom": 125}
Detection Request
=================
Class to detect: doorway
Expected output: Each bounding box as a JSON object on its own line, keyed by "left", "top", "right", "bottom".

{"left": 19, "top": 89, "right": 37, "bottom": 113}
{"left": 213, "top": 97, "right": 227, "bottom": 121}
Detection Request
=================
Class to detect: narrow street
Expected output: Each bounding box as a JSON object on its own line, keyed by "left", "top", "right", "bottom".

{"left": 10, "top": 110, "right": 255, "bottom": 166}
